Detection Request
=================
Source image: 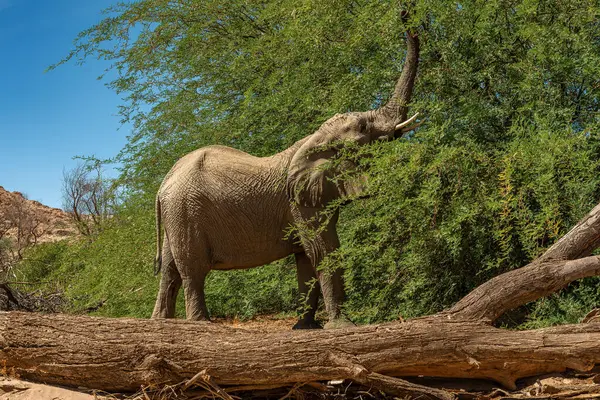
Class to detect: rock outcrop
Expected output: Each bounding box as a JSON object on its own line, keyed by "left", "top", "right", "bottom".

{"left": 0, "top": 186, "right": 76, "bottom": 243}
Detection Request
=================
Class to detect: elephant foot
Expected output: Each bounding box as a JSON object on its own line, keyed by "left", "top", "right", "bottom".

{"left": 292, "top": 319, "right": 323, "bottom": 330}
{"left": 323, "top": 317, "right": 355, "bottom": 330}
{"left": 151, "top": 309, "right": 173, "bottom": 319}
{"left": 187, "top": 316, "right": 211, "bottom": 322}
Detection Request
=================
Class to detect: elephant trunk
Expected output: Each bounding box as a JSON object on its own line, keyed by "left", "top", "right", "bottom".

{"left": 375, "top": 10, "right": 420, "bottom": 131}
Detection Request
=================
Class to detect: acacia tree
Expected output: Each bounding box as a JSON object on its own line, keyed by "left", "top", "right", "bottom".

{"left": 50, "top": 0, "right": 600, "bottom": 324}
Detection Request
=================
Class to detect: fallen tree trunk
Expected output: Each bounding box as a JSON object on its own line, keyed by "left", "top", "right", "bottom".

{"left": 2, "top": 312, "right": 600, "bottom": 394}
{"left": 3, "top": 192, "right": 600, "bottom": 398}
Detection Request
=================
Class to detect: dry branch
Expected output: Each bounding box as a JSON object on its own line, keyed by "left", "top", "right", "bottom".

{"left": 538, "top": 203, "right": 600, "bottom": 262}
{"left": 445, "top": 256, "right": 600, "bottom": 323}
{"left": 0, "top": 284, "right": 24, "bottom": 311}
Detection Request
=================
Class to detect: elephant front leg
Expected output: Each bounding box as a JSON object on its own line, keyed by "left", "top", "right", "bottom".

{"left": 312, "top": 246, "right": 352, "bottom": 329}
{"left": 292, "top": 206, "right": 352, "bottom": 329}
{"left": 317, "top": 267, "right": 352, "bottom": 329}
{"left": 293, "top": 252, "right": 322, "bottom": 329}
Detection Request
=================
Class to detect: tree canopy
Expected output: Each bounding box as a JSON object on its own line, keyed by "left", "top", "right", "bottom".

{"left": 28, "top": 0, "right": 600, "bottom": 325}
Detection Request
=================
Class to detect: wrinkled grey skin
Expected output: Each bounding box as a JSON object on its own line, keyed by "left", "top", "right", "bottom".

{"left": 152, "top": 28, "right": 419, "bottom": 329}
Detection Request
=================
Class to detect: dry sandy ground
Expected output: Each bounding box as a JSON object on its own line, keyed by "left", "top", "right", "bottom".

{"left": 0, "top": 377, "right": 103, "bottom": 400}
{"left": 214, "top": 315, "right": 299, "bottom": 331}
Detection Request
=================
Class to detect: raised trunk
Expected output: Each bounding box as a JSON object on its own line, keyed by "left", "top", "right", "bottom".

{"left": 379, "top": 11, "right": 420, "bottom": 124}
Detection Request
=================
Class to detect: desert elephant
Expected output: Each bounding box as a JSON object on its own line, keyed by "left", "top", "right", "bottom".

{"left": 152, "top": 26, "right": 420, "bottom": 329}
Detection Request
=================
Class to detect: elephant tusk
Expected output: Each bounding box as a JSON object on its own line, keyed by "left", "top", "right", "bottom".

{"left": 398, "top": 120, "right": 424, "bottom": 133}
{"left": 395, "top": 112, "right": 419, "bottom": 130}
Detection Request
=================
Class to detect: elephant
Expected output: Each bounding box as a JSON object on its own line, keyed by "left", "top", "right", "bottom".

{"left": 152, "top": 24, "right": 420, "bottom": 329}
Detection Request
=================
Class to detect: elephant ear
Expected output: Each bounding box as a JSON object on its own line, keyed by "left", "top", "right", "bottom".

{"left": 287, "top": 113, "right": 368, "bottom": 207}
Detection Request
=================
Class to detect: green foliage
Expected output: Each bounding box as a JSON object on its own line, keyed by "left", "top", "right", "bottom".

{"left": 518, "top": 278, "right": 600, "bottom": 329}
{"left": 16, "top": 201, "right": 156, "bottom": 316}
{"left": 16, "top": 241, "right": 69, "bottom": 285}
{"left": 38, "top": 0, "right": 600, "bottom": 326}
{"left": 337, "top": 125, "right": 600, "bottom": 323}
{"left": 205, "top": 260, "right": 298, "bottom": 320}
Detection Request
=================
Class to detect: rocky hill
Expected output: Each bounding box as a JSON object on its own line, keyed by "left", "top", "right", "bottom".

{"left": 0, "top": 186, "right": 77, "bottom": 243}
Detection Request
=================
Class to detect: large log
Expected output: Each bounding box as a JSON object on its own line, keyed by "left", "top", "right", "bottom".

{"left": 2, "top": 312, "right": 600, "bottom": 394}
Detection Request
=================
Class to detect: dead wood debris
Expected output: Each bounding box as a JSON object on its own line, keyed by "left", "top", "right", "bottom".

{"left": 45, "top": 369, "right": 597, "bottom": 400}
{"left": 0, "top": 282, "right": 66, "bottom": 313}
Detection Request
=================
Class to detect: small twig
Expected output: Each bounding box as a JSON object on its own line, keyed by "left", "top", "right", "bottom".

{"left": 182, "top": 369, "right": 234, "bottom": 400}
{"left": 182, "top": 370, "right": 206, "bottom": 391}
{"left": 225, "top": 383, "right": 288, "bottom": 392}
{"left": 356, "top": 372, "right": 456, "bottom": 400}
{"left": 279, "top": 382, "right": 305, "bottom": 400}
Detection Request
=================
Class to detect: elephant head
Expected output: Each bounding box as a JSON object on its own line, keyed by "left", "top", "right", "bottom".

{"left": 287, "top": 27, "right": 420, "bottom": 208}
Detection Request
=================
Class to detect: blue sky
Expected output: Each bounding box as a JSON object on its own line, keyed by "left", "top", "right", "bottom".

{"left": 0, "top": 0, "right": 128, "bottom": 208}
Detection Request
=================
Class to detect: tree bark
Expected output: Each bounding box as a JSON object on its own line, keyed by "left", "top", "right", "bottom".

{"left": 445, "top": 255, "right": 600, "bottom": 323}
{"left": 1, "top": 254, "right": 600, "bottom": 395}
{"left": 538, "top": 202, "right": 600, "bottom": 262}
{"left": 2, "top": 312, "right": 600, "bottom": 395}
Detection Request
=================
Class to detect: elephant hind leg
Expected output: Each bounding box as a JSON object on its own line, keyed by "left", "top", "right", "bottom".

{"left": 152, "top": 240, "right": 182, "bottom": 319}
{"left": 166, "top": 229, "right": 212, "bottom": 321}
{"left": 181, "top": 271, "right": 210, "bottom": 321}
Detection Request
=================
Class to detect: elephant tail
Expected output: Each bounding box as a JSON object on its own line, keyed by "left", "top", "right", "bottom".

{"left": 154, "top": 194, "right": 163, "bottom": 276}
